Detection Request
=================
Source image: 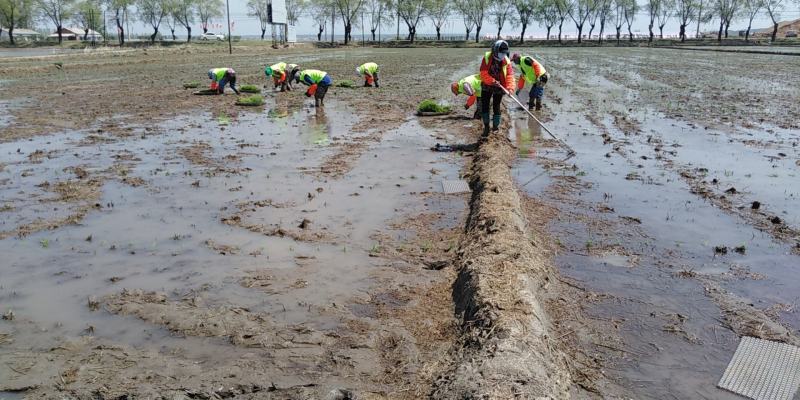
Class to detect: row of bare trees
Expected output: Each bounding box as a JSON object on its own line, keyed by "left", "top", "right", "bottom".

{"left": 1, "top": 0, "right": 794, "bottom": 45}
{"left": 0, "top": 0, "right": 249, "bottom": 44}
{"left": 300, "top": 0, "right": 795, "bottom": 45}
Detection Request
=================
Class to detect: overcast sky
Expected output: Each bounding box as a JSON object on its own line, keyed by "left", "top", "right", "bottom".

{"left": 92, "top": 0, "right": 800, "bottom": 39}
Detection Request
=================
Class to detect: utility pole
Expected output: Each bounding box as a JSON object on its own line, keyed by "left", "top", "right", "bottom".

{"left": 331, "top": 4, "right": 335, "bottom": 45}
{"left": 90, "top": 7, "right": 96, "bottom": 46}
{"left": 226, "top": 0, "right": 232, "bottom": 54}
{"left": 103, "top": 10, "right": 107, "bottom": 44}
{"left": 361, "top": 12, "right": 364, "bottom": 44}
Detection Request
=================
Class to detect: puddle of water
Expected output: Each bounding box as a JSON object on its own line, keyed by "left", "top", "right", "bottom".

{"left": 510, "top": 113, "right": 553, "bottom": 195}
{"left": 0, "top": 98, "right": 464, "bottom": 365}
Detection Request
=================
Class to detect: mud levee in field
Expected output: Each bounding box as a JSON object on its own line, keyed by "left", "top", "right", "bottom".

{"left": 431, "top": 133, "right": 571, "bottom": 399}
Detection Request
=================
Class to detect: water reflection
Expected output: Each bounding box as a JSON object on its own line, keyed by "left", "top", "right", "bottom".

{"left": 305, "top": 109, "right": 331, "bottom": 146}
{"left": 267, "top": 107, "right": 290, "bottom": 119}
{"left": 514, "top": 116, "right": 541, "bottom": 158}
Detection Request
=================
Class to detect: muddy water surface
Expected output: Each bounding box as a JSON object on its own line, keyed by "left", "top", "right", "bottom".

{"left": 1, "top": 93, "right": 466, "bottom": 396}
{"left": 511, "top": 47, "right": 800, "bottom": 399}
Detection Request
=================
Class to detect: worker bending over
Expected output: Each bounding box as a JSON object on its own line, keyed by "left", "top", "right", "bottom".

{"left": 355, "top": 62, "right": 380, "bottom": 87}
{"left": 265, "top": 62, "right": 300, "bottom": 92}
{"left": 450, "top": 74, "right": 482, "bottom": 119}
{"left": 208, "top": 68, "right": 239, "bottom": 95}
{"left": 479, "top": 40, "right": 515, "bottom": 136}
{"left": 511, "top": 53, "right": 549, "bottom": 111}
{"left": 295, "top": 69, "right": 332, "bottom": 107}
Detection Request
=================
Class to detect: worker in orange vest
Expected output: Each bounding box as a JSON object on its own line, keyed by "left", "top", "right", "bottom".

{"left": 479, "top": 40, "right": 515, "bottom": 137}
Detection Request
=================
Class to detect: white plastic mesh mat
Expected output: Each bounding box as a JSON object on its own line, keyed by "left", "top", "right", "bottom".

{"left": 718, "top": 336, "right": 800, "bottom": 400}
{"left": 441, "top": 180, "right": 470, "bottom": 194}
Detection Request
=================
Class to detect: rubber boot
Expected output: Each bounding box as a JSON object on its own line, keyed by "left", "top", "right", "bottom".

{"left": 473, "top": 108, "right": 481, "bottom": 120}
{"left": 315, "top": 99, "right": 320, "bottom": 107}
{"left": 535, "top": 98, "right": 542, "bottom": 111}
{"left": 481, "top": 112, "right": 490, "bottom": 137}
{"left": 492, "top": 114, "right": 501, "bottom": 131}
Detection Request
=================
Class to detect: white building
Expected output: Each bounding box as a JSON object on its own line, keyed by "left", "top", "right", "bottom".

{"left": 48, "top": 27, "right": 103, "bottom": 41}
{"left": 0, "top": 28, "right": 43, "bottom": 42}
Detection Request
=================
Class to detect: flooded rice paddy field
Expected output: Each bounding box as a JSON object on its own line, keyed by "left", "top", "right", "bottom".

{"left": 0, "top": 46, "right": 482, "bottom": 399}
{"left": 1, "top": 45, "right": 799, "bottom": 398}
{"left": 511, "top": 46, "right": 800, "bottom": 398}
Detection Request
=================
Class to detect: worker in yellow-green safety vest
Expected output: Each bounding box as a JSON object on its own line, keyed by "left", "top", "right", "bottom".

{"left": 265, "top": 62, "right": 301, "bottom": 92}
{"left": 207, "top": 68, "right": 240, "bottom": 95}
{"left": 294, "top": 69, "right": 333, "bottom": 107}
{"left": 511, "top": 53, "right": 549, "bottom": 111}
{"left": 355, "top": 62, "right": 379, "bottom": 87}
{"left": 450, "top": 74, "right": 482, "bottom": 120}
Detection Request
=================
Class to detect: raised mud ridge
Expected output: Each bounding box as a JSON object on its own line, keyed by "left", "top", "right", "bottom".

{"left": 431, "top": 133, "right": 571, "bottom": 399}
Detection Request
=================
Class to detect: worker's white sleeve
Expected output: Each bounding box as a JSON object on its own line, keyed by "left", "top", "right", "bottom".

{"left": 463, "top": 83, "right": 474, "bottom": 97}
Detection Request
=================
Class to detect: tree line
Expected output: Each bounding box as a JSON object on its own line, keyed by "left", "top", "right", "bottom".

{"left": 308, "top": 0, "right": 796, "bottom": 44}
{"left": 1, "top": 0, "right": 796, "bottom": 45}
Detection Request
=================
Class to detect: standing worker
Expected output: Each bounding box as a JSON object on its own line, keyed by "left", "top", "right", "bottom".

{"left": 450, "top": 74, "right": 482, "bottom": 119}
{"left": 208, "top": 68, "right": 240, "bottom": 95}
{"left": 479, "top": 40, "right": 515, "bottom": 136}
{"left": 265, "top": 62, "right": 301, "bottom": 92}
{"left": 355, "top": 62, "right": 380, "bottom": 87}
{"left": 295, "top": 69, "right": 333, "bottom": 107}
{"left": 511, "top": 53, "right": 549, "bottom": 111}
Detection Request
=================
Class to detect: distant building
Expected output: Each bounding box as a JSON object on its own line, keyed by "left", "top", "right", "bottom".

{"left": 48, "top": 27, "right": 103, "bottom": 41}
{"left": 748, "top": 18, "right": 800, "bottom": 38}
{"left": 0, "top": 28, "right": 43, "bottom": 42}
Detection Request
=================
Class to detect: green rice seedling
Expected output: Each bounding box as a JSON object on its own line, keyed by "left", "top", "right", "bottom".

{"left": 417, "top": 99, "right": 451, "bottom": 114}
{"left": 239, "top": 84, "right": 261, "bottom": 93}
{"left": 235, "top": 95, "right": 265, "bottom": 106}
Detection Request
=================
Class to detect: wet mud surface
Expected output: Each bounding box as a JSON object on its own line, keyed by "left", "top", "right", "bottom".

{"left": 3, "top": 44, "right": 800, "bottom": 398}
{"left": 510, "top": 47, "right": 800, "bottom": 398}
{"left": 0, "top": 47, "right": 489, "bottom": 398}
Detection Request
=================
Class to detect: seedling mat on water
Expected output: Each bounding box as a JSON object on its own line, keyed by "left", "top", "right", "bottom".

{"left": 717, "top": 336, "right": 800, "bottom": 400}
{"left": 441, "top": 180, "right": 470, "bottom": 194}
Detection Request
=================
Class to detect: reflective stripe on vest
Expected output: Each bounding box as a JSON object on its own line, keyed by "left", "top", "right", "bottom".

{"left": 459, "top": 74, "right": 482, "bottom": 97}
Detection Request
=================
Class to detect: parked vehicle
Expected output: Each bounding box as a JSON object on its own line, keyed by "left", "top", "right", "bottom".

{"left": 200, "top": 32, "right": 225, "bottom": 41}
{"left": 786, "top": 30, "right": 797, "bottom": 38}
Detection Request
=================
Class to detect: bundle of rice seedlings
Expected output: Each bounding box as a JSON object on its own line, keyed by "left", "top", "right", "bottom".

{"left": 240, "top": 84, "right": 261, "bottom": 93}
{"left": 235, "top": 94, "right": 265, "bottom": 106}
{"left": 417, "top": 99, "right": 451, "bottom": 114}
